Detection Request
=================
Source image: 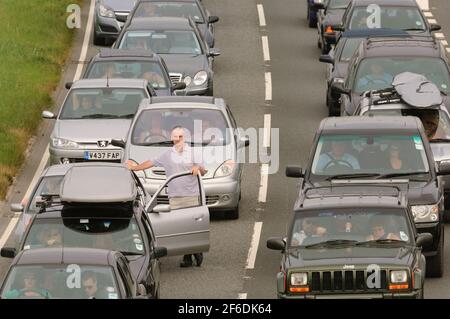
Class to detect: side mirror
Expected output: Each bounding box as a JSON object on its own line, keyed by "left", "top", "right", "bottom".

{"left": 312, "top": 2, "right": 325, "bottom": 10}
{"left": 172, "top": 82, "right": 186, "bottom": 91}
{"left": 208, "top": 48, "right": 221, "bottom": 57}
{"left": 416, "top": 233, "right": 433, "bottom": 248}
{"left": 319, "top": 54, "right": 334, "bottom": 64}
{"left": 333, "top": 24, "right": 344, "bottom": 31}
{"left": 153, "top": 246, "right": 168, "bottom": 259}
{"left": 324, "top": 32, "right": 337, "bottom": 45}
{"left": 239, "top": 136, "right": 250, "bottom": 148}
{"left": 153, "top": 204, "right": 171, "bottom": 213}
{"left": 267, "top": 237, "right": 286, "bottom": 251}
{"left": 1, "top": 247, "right": 16, "bottom": 258}
{"left": 111, "top": 139, "right": 126, "bottom": 148}
{"left": 331, "top": 81, "right": 350, "bottom": 95}
{"left": 430, "top": 24, "right": 441, "bottom": 32}
{"left": 437, "top": 160, "right": 450, "bottom": 175}
{"left": 10, "top": 203, "right": 24, "bottom": 213}
{"left": 208, "top": 16, "right": 219, "bottom": 24}
{"left": 285, "top": 165, "right": 303, "bottom": 178}
{"left": 42, "top": 111, "right": 56, "bottom": 119}
{"left": 65, "top": 82, "right": 73, "bottom": 90}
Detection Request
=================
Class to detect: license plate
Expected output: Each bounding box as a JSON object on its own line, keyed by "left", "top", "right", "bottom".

{"left": 84, "top": 151, "right": 122, "bottom": 161}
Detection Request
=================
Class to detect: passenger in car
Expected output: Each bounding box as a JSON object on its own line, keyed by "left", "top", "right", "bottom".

{"left": 316, "top": 141, "right": 360, "bottom": 172}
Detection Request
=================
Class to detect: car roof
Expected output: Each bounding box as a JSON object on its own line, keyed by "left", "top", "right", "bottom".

{"left": 71, "top": 78, "right": 148, "bottom": 89}
{"left": 138, "top": 96, "right": 226, "bottom": 111}
{"left": 351, "top": 0, "right": 417, "bottom": 7}
{"left": 127, "top": 17, "right": 193, "bottom": 31}
{"left": 60, "top": 164, "right": 137, "bottom": 203}
{"left": 15, "top": 248, "right": 113, "bottom": 266}
{"left": 361, "top": 36, "right": 441, "bottom": 58}
{"left": 319, "top": 116, "right": 421, "bottom": 133}
{"left": 94, "top": 48, "right": 158, "bottom": 61}
{"left": 42, "top": 164, "right": 73, "bottom": 177}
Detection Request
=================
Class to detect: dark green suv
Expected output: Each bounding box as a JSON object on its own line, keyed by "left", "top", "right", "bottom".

{"left": 267, "top": 184, "right": 432, "bottom": 299}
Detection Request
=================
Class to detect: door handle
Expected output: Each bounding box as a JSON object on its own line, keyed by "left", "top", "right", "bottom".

{"left": 195, "top": 214, "right": 204, "bottom": 221}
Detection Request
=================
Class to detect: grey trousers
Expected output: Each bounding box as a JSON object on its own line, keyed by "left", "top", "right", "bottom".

{"left": 169, "top": 196, "right": 200, "bottom": 210}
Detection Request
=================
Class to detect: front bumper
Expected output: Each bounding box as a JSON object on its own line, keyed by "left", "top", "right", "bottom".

{"left": 278, "top": 291, "right": 420, "bottom": 299}
{"left": 49, "top": 146, "right": 123, "bottom": 165}
{"left": 94, "top": 14, "right": 125, "bottom": 39}
{"left": 174, "top": 85, "right": 211, "bottom": 96}
{"left": 142, "top": 177, "right": 240, "bottom": 210}
{"left": 415, "top": 221, "right": 441, "bottom": 255}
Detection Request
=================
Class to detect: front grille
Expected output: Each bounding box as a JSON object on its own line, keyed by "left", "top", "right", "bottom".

{"left": 156, "top": 195, "right": 220, "bottom": 206}
{"left": 308, "top": 269, "right": 389, "bottom": 293}
{"left": 100, "top": 25, "right": 119, "bottom": 33}
{"left": 169, "top": 73, "right": 183, "bottom": 84}
{"left": 115, "top": 12, "right": 129, "bottom": 23}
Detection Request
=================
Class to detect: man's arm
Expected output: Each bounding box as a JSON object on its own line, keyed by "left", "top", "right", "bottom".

{"left": 191, "top": 165, "right": 207, "bottom": 176}
{"left": 126, "top": 160, "right": 154, "bottom": 171}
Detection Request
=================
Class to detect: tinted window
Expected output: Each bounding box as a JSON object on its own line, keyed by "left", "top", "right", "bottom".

{"left": 328, "top": 0, "right": 350, "bottom": 10}
{"left": 134, "top": 2, "right": 204, "bottom": 23}
{"left": 340, "top": 38, "right": 362, "bottom": 61}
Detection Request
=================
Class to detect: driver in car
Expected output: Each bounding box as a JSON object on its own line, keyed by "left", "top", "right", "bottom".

{"left": 4, "top": 271, "right": 52, "bottom": 299}
{"left": 136, "top": 112, "right": 170, "bottom": 143}
{"left": 357, "top": 64, "right": 393, "bottom": 90}
{"left": 316, "top": 140, "right": 360, "bottom": 172}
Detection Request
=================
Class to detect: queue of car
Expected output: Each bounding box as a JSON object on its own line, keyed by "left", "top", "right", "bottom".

{"left": 266, "top": 0, "right": 450, "bottom": 299}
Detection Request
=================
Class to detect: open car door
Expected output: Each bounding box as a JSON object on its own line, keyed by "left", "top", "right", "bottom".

{"left": 145, "top": 171, "right": 210, "bottom": 256}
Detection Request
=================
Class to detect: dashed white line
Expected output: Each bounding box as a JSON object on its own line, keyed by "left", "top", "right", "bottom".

{"left": 258, "top": 164, "right": 269, "bottom": 203}
{"left": 261, "top": 36, "right": 271, "bottom": 62}
{"left": 246, "top": 222, "right": 263, "bottom": 269}
{"left": 416, "top": 0, "right": 429, "bottom": 11}
{"left": 265, "top": 72, "right": 272, "bottom": 101}
{"left": 256, "top": 4, "right": 266, "bottom": 27}
{"left": 263, "top": 114, "right": 271, "bottom": 148}
{"left": 238, "top": 293, "right": 248, "bottom": 299}
{"left": 441, "top": 40, "right": 448, "bottom": 46}
{"left": 434, "top": 33, "right": 445, "bottom": 39}
{"left": 428, "top": 18, "right": 437, "bottom": 24}
{"left": 446, "top": 48, "right": 450, "bottom": 53}
{"left": 424, "top": 11, "right": 433, "bottom": 17}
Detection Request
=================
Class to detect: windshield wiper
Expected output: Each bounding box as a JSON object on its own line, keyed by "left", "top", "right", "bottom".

{"left": 187, "top": 140, "right": 214, "bottom": 146}
{"left": 357, "top": 238, "right": 407, "bottom": 246}
{"left": 120, "top": 251, "right": 144, "bottom": 256}
{"left": 325, "top": 173, "right": 381, "bottom": 181}
{"left": 305, "top": 239, "right": 358, "bottom": 248}
{"left": 429, "top": 138, "right": 450, "bottom": 143}
{"left": 403, "top": 28, "right": 426, "bottom": 31}
{"left": 81, "top": 114, "right": 118, "bottom": 119}
{"left": 117, "top": 113, "right": 135, "bottom": 119}
{"left": 137, "top": 141, "right": 173, "bottom": 146}
{"left": 376, "top": 171, "right": 429, "bottom": 179}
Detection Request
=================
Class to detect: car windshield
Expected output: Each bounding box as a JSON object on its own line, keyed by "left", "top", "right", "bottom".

{"left": 131, "top": 108, "right": 231, "bottom": 146}
{"left": 340, "top": 38, "right": 362, "bottom": 61}
{"left": 289, "top": 208, "right": 412, "bottom": 247}
{"left": 348, "top": 6, "right": 426, "bottom": 31}
{"left": 27, "top": 176, "right": 63, "bottom": 214}
{"left": 86, "top": 61, "right": 169, "bottom": 89}
{"left": 354, "top": 57, "right": 450, "bottom": 94}
{"left": 310, "top": 133, "right": 430, "bottom": 178}
{"left": 23, "top": 215, "right": 145, "bottom": 255}
{"left": 328, "top": 0, "right": 350, "bottom": 10}
{"left": 362, "top": 109, "right": 450, "bottom": 141}
{"left": 119, "top": 31, "right": 202, "bottom": 55}
{"left": 59, "top": 88, "right": 146, "bottom": 120}
{"left": 1, "top": 265, "right": 119, "bottom": 299}
{"left": 133, "top": 2, "right": 204, "bottom": 23}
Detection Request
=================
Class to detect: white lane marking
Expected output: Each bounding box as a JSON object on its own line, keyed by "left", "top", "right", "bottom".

{"left": 261, "top": 36, "right": 270, "bottom": 62}
{"left": 73, "top": 0, "right": 96, "bottom": 81}
{"left": 257, "top": 4, "right": 266, "bottom": 27}
{"left": 434, "top": 33, "right": 445, "bottom": 39}
{"left": 416, "top": 0, "right": 429, "bottom": 11}
{"left": 441, "top": 40, "right": 448, "bottom": 46}
{"left": 246, "top": 222, "right": 263, "bottom": 269}
{"left": 265, "top": 72, "right": 272, "bottom": 101}
{"left": 424, "top": 11, "right": 433, "bottom": 17}
{"left": 0, "top": 0, "right": 95, "bottom": 247}
{"left": 263, "top": 114, "right": 271, "bottom": 148}
{"left": 447, "top": 48, "right": 450, "bottom": 53}
{"left": 238, "top": 293, "right": 248, "bottom": 299}
{"left": 258, "top": 164, "right": 269, "bottom": 203}
{"left": 428, "top": 18, "right": 437, "bottom": 24}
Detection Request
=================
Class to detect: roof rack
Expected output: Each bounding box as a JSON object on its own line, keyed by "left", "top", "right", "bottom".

{"left": 366, "top": 35, "right": 437, "bottom": 47}
{"left": 35, "top": 194, "right": 63, "bottom": 214}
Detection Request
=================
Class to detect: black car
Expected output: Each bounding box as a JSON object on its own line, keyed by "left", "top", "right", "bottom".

{"left": 127, "top": 0, "right": 219, "bottom": 48}
{"left": 0, "top": 248, "right": 150, "bottom": 299}
{"left": 114, "top": 17, "right": 220, "bottom": 96}
{"left": 332, "top": 36, "right": 450, "bottom": 116}
{"left": 319, "top": 29, "right": 409, "bottom": 116}
{"left": 315, "top": 0, "right": 351, "bottom": 54}
{"left": 83, "top": 48, "right": 186, "bottom": 96}
{"left": 285, "top": 116, "right": 450, "bottom": 277}
{"left": 267, "top": 184, "right": 431, "bottom": 299}
{"left": 336, "top": 0, "right": 441, "bottom": 34}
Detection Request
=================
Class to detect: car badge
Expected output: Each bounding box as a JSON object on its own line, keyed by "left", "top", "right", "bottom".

{"left": 98, "top": 140, "right": 109, "bottom": 148}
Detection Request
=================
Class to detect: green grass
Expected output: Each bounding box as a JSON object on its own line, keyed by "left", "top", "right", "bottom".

{"left": 0, "top": 0, "right": 81, "bottom": 198}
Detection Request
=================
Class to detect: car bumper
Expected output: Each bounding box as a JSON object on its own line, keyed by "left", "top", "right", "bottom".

{"left": 94, "top": 14, "right": 125, "bottom": 39}
{"left": 278, "top": 291, "right": 421, "bottom": 299}
{"left": 49, "top": 146, "right": 123, "bottom": 164}
{"left": 142, "top": 177, "right": 240, "bottom": 210}
{"left": 416, "top": 221, "right": 441, "bottom": 255}
{"left": 174, "top": 85, "right": 211, "bottom": 96}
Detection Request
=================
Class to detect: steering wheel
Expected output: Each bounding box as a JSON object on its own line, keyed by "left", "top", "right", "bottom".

{"left": 359, "top": 76, "right": 390, "bottom": 91}
{"left": 143, "top": 134, "right": 168, "bottom": 143}
{"left": 323, "top": 159, "right": 354, "bottom": 170}
{"left": 18, "top": 288, "right": 50, "bottom": 298}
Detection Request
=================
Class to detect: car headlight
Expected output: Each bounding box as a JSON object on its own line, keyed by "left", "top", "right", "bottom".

{"left": 411, "top": 204, "right": 439, "bottom": 222}
{"left": 99, "top": 4, "right": 115, "bottom": 18}
{"left": 390, "top": 270, "right": 408, "bottom": 284}
{"left": 193, "top": 71, "right": 208, "bottom": 86}
{"left": 214, "top": 160, "right": 235, "bottom": 178}
{"left": 290, "top": 273, "right": 308, "bottom": 286}
{"left": 52, "top": 138, "right": 79, "bottom": 149}
{"left": 183, "top": 76, "right": 192, "bottom": 86}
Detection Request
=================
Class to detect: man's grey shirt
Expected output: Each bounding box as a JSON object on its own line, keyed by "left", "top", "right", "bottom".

{"left": 152, "top": 144, "right": 203, "bottom": 197}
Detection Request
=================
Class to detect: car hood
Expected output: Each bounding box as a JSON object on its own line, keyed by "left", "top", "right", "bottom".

{"left": 286, "top": 245, "right": 414, "bottom": 268}
{"left": 126, "top": 255, "right": 146, "bottom": 283}
{"left": 101, "top": 0, "right": 136, "bottom": 11}
{"left": 323, "top": 9, "right": 346, "bottom": 27}
{"left": 159, "top": 54, "right": 208, "bottom": 77}
{"left": 54, "top": 119, "right": 132, "bottom": 143}
{"left": 126, "top": 144, "right": 235, "bottom": 179}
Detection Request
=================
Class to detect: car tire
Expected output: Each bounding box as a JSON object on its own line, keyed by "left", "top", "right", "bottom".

{"left": 228, "top": 205, "right": 239, "bottom": 220}
{"left": 426, "top": 230, "right": 444, "bottom": 278}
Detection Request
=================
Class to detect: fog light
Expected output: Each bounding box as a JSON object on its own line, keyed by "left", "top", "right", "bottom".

{"left": 61, "top": 158, "right": 70, "bottom": 164}
{"left": 222, "top": 195, "right": 231, "bottom": 202}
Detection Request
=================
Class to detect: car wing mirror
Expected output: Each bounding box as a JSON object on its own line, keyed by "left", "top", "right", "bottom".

{"left": 267, "top": 237, "right": 286, "bottom": 251}
{"left": 319, "top": 54, "right": 334, "bottom": 64}
{"left": 331, "top": 81, "right": 350, "bottom": 95}
{"left": 172, "top": 82, "right": 186, "bottom": 91}
{"left": 1, "top": 247, "right": 16, "bottom": 258}
{"left": 208, "top": 16, "right": 219, "bottom": 24}
{"left": 153, "top": 246, "right": 168, "bottom": 259}
{"left": 416, "top": 233, "right": 433, "bottom": 248}
{"left": 65, "top": 82, "right": 73, "bottom": 90}
{"left": 153, "top": 204, "right": 171, "bottom": 213}
{"left": 430, "top": 24, "right": 441, "bottom": 32}
{"left": 438, "top": 160, "right": 450, "bottom": 175}
{"left": 10, "top": 203, "right": 24, "bottom": 212}
{"left": 208, "top": 48, "right": 221, "bottom": 57}
{"left": 285, "top": 165, "right": 303, "bottom": 178}
{"left": 42, "top": 111, "right": 56, "bottom": 119}
{"left": 111, "top": 139, "right": 126, "bottom": 148}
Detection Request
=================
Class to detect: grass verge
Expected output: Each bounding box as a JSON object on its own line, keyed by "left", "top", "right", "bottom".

{"left": 0, "top": 0, "right": 81, "bottom": 199}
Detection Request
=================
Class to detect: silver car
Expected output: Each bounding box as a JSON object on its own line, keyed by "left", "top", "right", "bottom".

{"left": 43, "top": 79, "right": 154, "bottom": 165}
{"left": 113, "top": 96, "right": 249, "bottom": 219}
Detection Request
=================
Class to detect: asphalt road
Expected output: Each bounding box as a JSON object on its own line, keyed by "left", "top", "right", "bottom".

{"left": 0, "top": 0, "right": 450, "bottom": 299}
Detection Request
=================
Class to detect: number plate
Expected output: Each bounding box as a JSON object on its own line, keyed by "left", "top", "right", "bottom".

{"left": 84, "top": 151, "right": 122, "bottom": 161}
